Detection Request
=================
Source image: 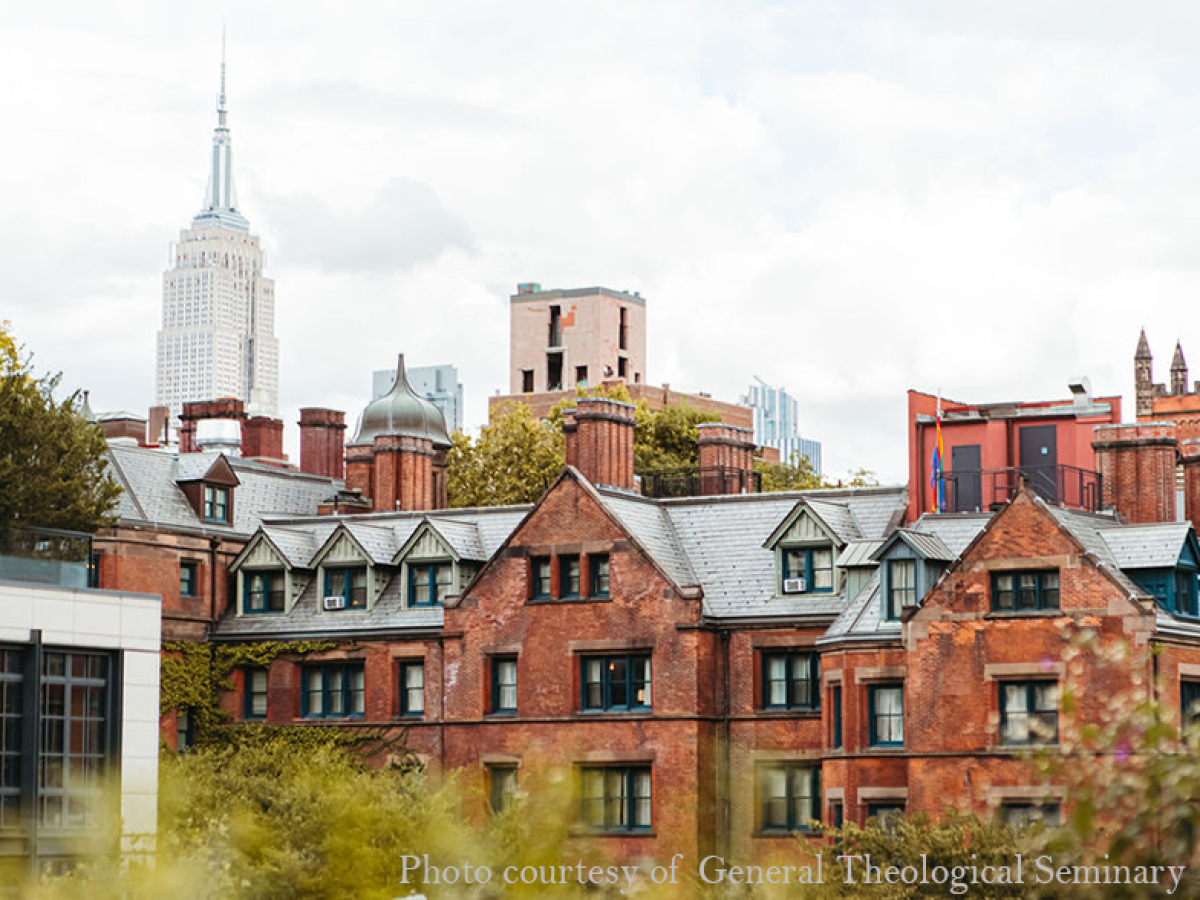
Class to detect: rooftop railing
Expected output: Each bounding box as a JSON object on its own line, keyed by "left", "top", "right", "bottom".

{"left": 936, "top": 464, "right": 1102, "bottom": 514}
{"left": 639, "top": 466, "right": 762, "bottom": 499}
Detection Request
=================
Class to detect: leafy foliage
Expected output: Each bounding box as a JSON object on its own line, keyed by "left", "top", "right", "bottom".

{"left": 446, "top": 400, "right": 563, "bottom": 507}
{"left": 160, "top": 641, "right": 398, "bottom": 752}
{"left": 756, "top": 451, "right": 881, "bottom": 493}
{"left": 0, "top": 321, "right": 121, "bottom": 531}
{"left": 633, "top": 400, "right": 720, "bottom": 472}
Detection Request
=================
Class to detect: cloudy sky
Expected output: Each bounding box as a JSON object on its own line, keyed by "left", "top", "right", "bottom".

{"left": 5, "top": 1, "right": 1200, "bottom": 482}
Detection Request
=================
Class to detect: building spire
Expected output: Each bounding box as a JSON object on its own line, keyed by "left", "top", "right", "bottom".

{"left": 193, "top": 29, "right": 249, "bottom": 232}
{"left": 1135, "top": 328, "right": 1152, "bottom": 361}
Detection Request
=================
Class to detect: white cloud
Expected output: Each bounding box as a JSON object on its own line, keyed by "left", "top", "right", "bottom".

{"left": 5, "top": 2, "right": 1200, "bottom": 481}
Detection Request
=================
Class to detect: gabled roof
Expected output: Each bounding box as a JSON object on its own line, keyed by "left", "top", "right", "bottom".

{"left": 175, "top": 453, "right": 240, "bottom": 486}
{"left": 870, "top": 529, "right": 955, "bottom": 563}
{"left": 393, "top": 518, "right": 488, "bottom": 564}
{"left": 662, "top": 486, "right": 908, "bottom": 620}
{"left": 106, "top": 445, "right": 342, "bottom": 537}
{"left": 1099, "top": 523, "right": 1193, "bottom": 570}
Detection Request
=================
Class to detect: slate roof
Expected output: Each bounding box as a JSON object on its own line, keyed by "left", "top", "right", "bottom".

{"left": 820, "top": 572, "right": 893, "bottom": 642}
{"left": 106, "top": 445, "right": 342, "bottom": 537}
{"left": 909, "top": 514, "right": 991, "bottom": 557}
{"left": 1045, "top": 505, "right": 1145, "bottom": 599}
{"left": 837, "top": 541, "right": 886, "bottom": 568}
{"left": 873, "top": 529, "right": 955, "bottom": 563}
{"left": 215, "top": 505, "right": 530, "bottom": 639}
{"left": 1098, "top": 523, "right": 1191, "bottom": 570}
{"left": 424, "top": 519, "right": 488, "bottom": 562}
{"left": 647, "top": 486, "right": 909, "bottom": 620}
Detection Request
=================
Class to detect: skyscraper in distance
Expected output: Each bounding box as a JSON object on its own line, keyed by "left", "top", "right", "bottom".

{"left": 155, "top": 37, "right": 279, "bottom": 427}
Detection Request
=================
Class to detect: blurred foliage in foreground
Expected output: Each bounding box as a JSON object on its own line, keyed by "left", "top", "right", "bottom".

{"left": 19, "top": 632, "right": 1200, "bottom": 897}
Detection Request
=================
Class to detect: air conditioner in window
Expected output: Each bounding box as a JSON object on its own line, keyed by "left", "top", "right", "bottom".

{"left": 783, "top": 577, "right": 807, "bottom": 594}
{"left": 323, "top": 595, "right": 346, "bottom": 611}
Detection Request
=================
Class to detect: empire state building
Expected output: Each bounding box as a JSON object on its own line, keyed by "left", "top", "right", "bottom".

{"left": 155, "top": 45, "right": 279, "bottom": 425}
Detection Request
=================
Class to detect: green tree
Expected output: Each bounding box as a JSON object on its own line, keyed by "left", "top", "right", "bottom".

{"left": 632, "top": 400, "right": 719, "bottom": 472}
{"left": 446, "top": 401, "right": 563, "bottom": 508}
{"left": 756, "top": 451, "right": 827, "bottom": 492}
{"left": 0, "top": 322, "right": 121, "bottom": 531}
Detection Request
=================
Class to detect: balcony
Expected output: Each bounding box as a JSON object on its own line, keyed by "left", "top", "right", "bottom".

{"left": 0, "top": 526, "right": 93, "bottom": 588}
{"left": 935, "top": 465, "right": 1102, "bottom": 514}
{"left": 639, "top": 466, "right": 762, "bottom": 499}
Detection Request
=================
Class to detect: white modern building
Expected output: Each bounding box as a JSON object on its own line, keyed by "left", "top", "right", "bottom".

{"left": 155, "top": 45, "right": 279, "bottom": 426}
{"left": 743, "top": 377, "right": 822, "bottom": 472}
{"left": 0, "top": 528, "right": 161, "bottom": 867}
{"left": 372, "top": 363, "right": 464, "bottom": 433}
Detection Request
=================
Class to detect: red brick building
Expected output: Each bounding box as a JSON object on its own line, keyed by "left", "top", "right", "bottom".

{"left": 196, "top": 397, "right": 1200, "bottom": 864}
{"left": 907, "top": 382, "right": 1121, "bottom": 522}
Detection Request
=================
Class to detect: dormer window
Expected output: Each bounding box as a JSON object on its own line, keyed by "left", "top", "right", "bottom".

{"left": 884, "top": 560, "right": 917, "bottom": 621}
{"left": 324, "top": 567, "right": 367, "bottom": 610}
{"left": 1177, "top": 570, "right": 1199, "bottom": 617}
{"left": 203, "top": 485, "right": 229, "bottom": 524}
{"left": 409, "top": 563, "right": 453, "bottom": 607}
{"left": 782, "top": 547, "right": 833, "bottom": 594}
{"left": 244, "top": 571, "right": 285, "bottom": 614}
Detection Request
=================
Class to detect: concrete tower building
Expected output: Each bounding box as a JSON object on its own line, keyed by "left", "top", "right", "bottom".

{"left": 155, "top": 40, "right": 279, "bottom": 428}
{"left": 507, "top": 284, "right": 647, "bottom": 394}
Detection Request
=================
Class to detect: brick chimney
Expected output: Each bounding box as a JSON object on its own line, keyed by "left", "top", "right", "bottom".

{"left": 241, "top": 416, "right": 285, "bottom": 463}
{"left": 1092, "top": 422, "right": 1178, "bottom": 523}
{"left": 180, "top": 398, "right": 245, "bottom": 454}
{"left": 562, "top": 408, "right": 580, "bottom": 469}
{"left": 147, "top": 406, "right": 170, "bottom": 446}
{"left": 299, "top": 408, "right": 346, "bottom": 479}
{"left": 1181, "top": 439, "right": 1200, "bottom": 534}
{"left": 372, "top": 435, "right": 434, "bottom": 511}
{"left": 345, "top": 444, "right": 374, "bottom": 500}
{"left": 573, "top": 397, "right": 636, "bottom": 491}
{"left": 697, "top": 423, "right": 757, "bottom": 495}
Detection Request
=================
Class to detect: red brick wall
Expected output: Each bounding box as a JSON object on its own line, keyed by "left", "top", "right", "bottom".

{"left": 241, "top": 416, "right": 285, "bottom": 461}
{"left": 299, "top": 408, "right": 346, "bottom": 479}
{"left": 94, "top": 525, "right": 242, "bottom": 640}
{"left": 1092, "top": 422, "right": 1178, "bottom": 523}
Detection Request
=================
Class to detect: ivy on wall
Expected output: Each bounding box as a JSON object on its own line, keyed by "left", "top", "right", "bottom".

{"left": 160, "top": 641, "right": 412, "bottom": 758}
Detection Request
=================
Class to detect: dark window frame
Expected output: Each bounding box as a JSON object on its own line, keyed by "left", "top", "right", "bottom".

{"left": 202, "top": 484, "right": 230, "bottom": 524}
{"left": 831, "top": 684, "right": 843, "bottom": 750}
{"left": 884, "top": 558, "right": 917, "bottom": 621}
{"left": 999, "top": 680, "right": 1059, "bottom": 746}
{"left": 580, "top": 653, "right": 651, "bottom": 712}
{"left": 868, "top": 683, "right": 904, "bottom": 747}
{"left": 781, "top": 545, "right": 835, "bottom": 594}
{"left": 301, "top": 663, "right": 365, "bottom": 720}
{"left": 991, "top": 570, "right": 1060, "bottom": 613}
{"left": 243, "top": 570, "right": 285, "bottom": 615}
{"left": 1177, "top": 568, "right": 1199, "bottom": 618}
{"left": 589, "top": 554, "right": 610, "bottom": 597}
{"left": 407, "top": 562, "right": 453, "bottom": 608}
{"left": 760, "top": 650, "right": 820, "bottom": 711}
{"left": 179, "top": 560, "right": 199, "bottom": 598}
{"left": 1183, "top": 680, "right": 1200, "bottom": 728}
{"left": 399, "top": 661, "right": 425, "bottom": 718}
{"left": 324, "top": 566, "right": 368, "bottom": 610}
{"left": 758, "top": 762, "right": 821, "bottom": 833}
{"left": 491, "top": 657, "right": 518, "bottom": 714}
{"left": 530, "top": 556, "right": 551, "bottom": 600}
{"left": 560, "top": 554, "right": 581, "bottom": 598}
{"left": 579, "top": 765, "right": 652, "bottom": 833}
{"left": 243, "top": 668, "right": 268, "bottom": 720}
